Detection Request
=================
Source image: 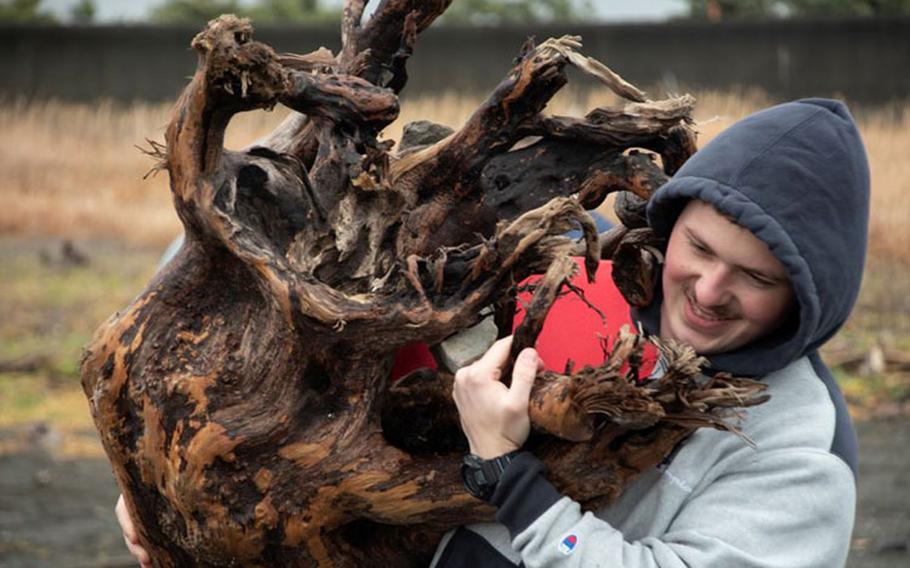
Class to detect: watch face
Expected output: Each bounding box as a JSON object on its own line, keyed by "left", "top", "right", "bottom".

{"left": 461, "top": 452, "right": 517, "bottom": 501}
{"left": 461, "top": 455, "right": 493, "bottom": 500}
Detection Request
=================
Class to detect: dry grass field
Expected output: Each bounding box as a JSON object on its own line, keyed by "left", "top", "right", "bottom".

{"left": 1, "top": 89, "right": 907, "bottom": 260}
{"left": 0, "top": 89, "right": 908, "bottom": 448}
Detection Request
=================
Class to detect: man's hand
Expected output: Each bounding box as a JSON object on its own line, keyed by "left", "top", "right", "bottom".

{"left": 115, "top": 494, "right": 152, "bottom": 568}
{"left": 452, "top": 336, "right": 543, "bottom": 459}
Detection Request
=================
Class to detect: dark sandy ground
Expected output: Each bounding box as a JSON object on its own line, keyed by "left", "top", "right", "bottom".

{"left": 1, "top": 420, "right": 908, "bottom": 568}
{"left": 849, "top": 419, "right": 910, "bottom": 568}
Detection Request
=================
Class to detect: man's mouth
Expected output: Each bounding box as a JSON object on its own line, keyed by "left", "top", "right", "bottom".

{"left": 684, "top": 293, "right": 734, "bottom": 328}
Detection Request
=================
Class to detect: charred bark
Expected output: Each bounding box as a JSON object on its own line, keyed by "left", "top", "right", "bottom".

{"left": 82, "top": 7, "right": 766, "bottom": 567}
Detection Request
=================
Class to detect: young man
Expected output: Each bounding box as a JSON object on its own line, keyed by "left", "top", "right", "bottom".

{"left": 117, "top": 99, "right": 869, "bottom": 567}
{"left": 434, "top": 98, "right": 869, "bottom": 567}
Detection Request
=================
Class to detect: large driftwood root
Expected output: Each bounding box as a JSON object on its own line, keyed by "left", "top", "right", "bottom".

{"left": 81, "top": 9, "right": 765, "bottom": 567}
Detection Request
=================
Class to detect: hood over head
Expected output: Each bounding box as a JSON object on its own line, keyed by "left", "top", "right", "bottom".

{"left": 636, "top": 99, "right": 870, "bottom": 376}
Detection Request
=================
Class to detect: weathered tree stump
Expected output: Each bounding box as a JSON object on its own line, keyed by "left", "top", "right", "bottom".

{"left": 81, "top": 4, "right": 766, "bottom": 566}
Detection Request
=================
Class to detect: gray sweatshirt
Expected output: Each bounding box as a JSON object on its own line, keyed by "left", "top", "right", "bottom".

{"left": 433, "top": 355, "right": 855, "bottom": 567}
{"left": 432, "top": 99, "right": 869, "bottom": 568}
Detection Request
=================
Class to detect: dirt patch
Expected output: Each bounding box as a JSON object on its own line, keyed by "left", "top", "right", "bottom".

{"left": 850, "top": 419, "right": 910, "bottom": 567}
{"left": 1, "top": 419, "right": 907, "bottom": 567}
{"left": 0, "top": 427, "right": 130, "bottom": 568}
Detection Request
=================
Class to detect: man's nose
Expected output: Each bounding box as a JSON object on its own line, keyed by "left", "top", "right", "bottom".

{"left": 694, "top": 265, "right": 732, "bottom": 308}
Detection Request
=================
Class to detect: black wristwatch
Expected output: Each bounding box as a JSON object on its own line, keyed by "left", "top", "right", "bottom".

{"left": 461, "top": 451, "right": 520, "bottom": 502}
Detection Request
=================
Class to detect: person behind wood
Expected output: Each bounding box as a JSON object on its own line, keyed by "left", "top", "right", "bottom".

{"left": 116, "top": 97, "right": 868, "bottom": 567}
{"left": 433, "top": 98, "right": 868, "bottom": 568}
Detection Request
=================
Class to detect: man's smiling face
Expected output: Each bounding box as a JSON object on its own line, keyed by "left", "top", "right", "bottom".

{"left": 659, "top": 200, "right": 796, "bottom": 355}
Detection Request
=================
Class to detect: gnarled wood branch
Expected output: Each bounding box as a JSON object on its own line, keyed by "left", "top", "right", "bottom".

{"left": 81, "top": 11, "right": 765, "bottom": 567}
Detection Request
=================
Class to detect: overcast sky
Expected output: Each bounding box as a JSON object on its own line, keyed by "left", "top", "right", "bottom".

{"left": 42, "top": 0, "right": 688, "bottom": 24}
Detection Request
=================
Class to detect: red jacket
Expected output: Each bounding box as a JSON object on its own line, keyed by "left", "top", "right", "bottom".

{"left": 391, "top": 259, "right": 655, "bottom": 379}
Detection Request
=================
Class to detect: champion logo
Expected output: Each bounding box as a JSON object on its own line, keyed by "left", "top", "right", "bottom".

{"left": 558, "top": 534, "right": 578, "bottom": 555}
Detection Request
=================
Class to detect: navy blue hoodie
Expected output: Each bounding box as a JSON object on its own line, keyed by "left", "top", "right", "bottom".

{"left": 637, "top": 98, "right": 870, "bottom": 378}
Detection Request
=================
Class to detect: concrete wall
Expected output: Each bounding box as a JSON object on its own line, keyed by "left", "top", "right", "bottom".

{"left": 2, "top": 17, "right": 908, "bottom": 105}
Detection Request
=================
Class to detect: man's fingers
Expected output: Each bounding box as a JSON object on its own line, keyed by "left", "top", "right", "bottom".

{"left": 116, "top": 494, "right": 151, "bottom": 564}
{"left": 463, "top": 336, "right": 513, "bottom": 381}
{"left": 123, "top": 535, "right": 151, "bottom": 565}
{"left": 477, "top": 336, "right": 513, "bottom": 368}
{"left": 508, "top": 348, "right": 539, "bottom": 405}
{"left": 115, "top": 494, "right": 136, "bottom": 543}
